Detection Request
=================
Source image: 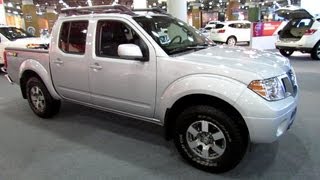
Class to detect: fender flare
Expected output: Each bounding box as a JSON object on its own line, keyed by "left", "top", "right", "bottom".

{"left": 19, "top": 59, "right": 61, "bottom": 100}
{"left": 155, "top": 74, "right": 248, "bottom": 123}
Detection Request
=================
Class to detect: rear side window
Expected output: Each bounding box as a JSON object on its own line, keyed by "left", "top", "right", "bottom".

{"left": 215, "top": 24, "right": 224, "bottom": 29}
{"left": 229, "top": 23, "right": 249, "bottom": 29}
{"left": 58, "top": 21, "right": 88, "bottom": 54}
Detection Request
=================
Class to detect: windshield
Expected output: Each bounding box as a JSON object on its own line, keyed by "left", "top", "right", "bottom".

{"left": 133, "top": 15, "right": 214, "bottom": 55}
{"left": 0, "top": 27, "right": 34, "bottom": 41}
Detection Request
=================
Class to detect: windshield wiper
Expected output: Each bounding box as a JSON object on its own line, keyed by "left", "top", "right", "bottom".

{"left": 168, "top": 45, "right": 208, "bottom": 55}
{"left": 186, "top": 45, "right": 208, "bottom": 49}
{"left": 168, "top": 47, "right": 195, "bottom": 55}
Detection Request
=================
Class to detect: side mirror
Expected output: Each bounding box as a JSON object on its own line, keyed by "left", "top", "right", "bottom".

{"left": 118, "top": 44, "right": 147, "bottom": 61}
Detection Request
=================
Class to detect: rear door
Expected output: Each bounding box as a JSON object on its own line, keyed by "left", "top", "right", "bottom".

{"left": 50, "top": 20, "right": 91, "bottom": 103}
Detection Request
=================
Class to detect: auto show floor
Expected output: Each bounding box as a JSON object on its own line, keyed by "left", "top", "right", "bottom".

{"left": 0, "top": 52, "right": 319, "bottom": 180}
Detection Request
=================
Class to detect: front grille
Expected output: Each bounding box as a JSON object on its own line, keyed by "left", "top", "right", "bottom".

{"left": 281, "top": 70, "right": 297, "bottom": 97}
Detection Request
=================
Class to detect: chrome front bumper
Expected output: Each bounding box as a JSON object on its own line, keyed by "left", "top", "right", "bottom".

{"left": 1, "top": 67, "right": 14, "bottom": 84}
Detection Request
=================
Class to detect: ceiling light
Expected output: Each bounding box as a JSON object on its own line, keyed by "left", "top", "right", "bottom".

{"left": 7, "top": 2, "right": 13, "bottom": 7}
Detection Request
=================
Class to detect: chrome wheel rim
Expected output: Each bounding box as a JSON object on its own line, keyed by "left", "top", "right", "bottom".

{"left": 227, "top": 38, "right": 236, "bottom": 46}
{"left": 186, "top": 120, "right": 226, "bottom": 160}
{"left": 30, "top": 86, "right": 46, "bottom": 112}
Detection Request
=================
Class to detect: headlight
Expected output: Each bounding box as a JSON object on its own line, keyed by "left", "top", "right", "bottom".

{"left": 248, "top": 77, "right": 285, "bottom": 101}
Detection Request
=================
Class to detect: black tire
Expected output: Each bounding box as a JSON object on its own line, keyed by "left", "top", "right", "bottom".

{"left": 311, "top": 42, "right": 320, "bottom": 60}
{"left": 279, "top": 49, "right": 294, "bottom": 57}
{"left": 174, "top": 105, "right": 247, "bottom": 173}
{"left": 26, "top": 77, "right": 61, "bottom": 118}
{"left": 226, "top": 36, "right": 237, "bottom": 46}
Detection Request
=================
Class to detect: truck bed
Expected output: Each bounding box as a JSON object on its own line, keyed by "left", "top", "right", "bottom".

{"left": 5, "top": 47, "right": 50, "bottom": 84}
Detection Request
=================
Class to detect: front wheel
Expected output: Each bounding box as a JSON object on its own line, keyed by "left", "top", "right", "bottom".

{"left": 279, "top": 49, "right": 294, "bottom": 57}
{"left": 26, "top": 77, "right": 61, "bottom": 118}
{"left": 311, "top": 42, "right": 320, "bottom": 60}
{"left": 174, "top": 105, "right": 247, "bottom": 173}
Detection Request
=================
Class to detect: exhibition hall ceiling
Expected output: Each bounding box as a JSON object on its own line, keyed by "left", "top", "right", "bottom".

{"left": 3, "top": 0, "right": 299, "bottom": 12}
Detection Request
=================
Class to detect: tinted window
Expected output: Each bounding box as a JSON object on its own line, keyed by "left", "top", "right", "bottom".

{"left": 96, "top": 20, "right": 148, "bottom": 59}
{"left": 58, "top": 21, "right": 88, "bottom": 54}
{"left": 215, "top": 24, "right": 224, "bottom": 29}
{"left": 243, "top": 23, "right": 251, "bottom": 29}
{"left": 228, "top": 23, "right": 236, "bottom": 28}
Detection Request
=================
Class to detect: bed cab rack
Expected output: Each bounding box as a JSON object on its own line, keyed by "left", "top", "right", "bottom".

{"left": 61, "top": 5, "right": 135, "bottom": 16}
{"left": 60, "top": 5, "right": 169, "bottom": 16}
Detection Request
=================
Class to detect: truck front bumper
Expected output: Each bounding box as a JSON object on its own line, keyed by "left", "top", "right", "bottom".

{"left": 235, "top": 88, "right": 299, "bottom": 143}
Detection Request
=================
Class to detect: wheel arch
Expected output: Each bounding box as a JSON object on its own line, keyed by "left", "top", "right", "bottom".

{"left": 227, "top": 35, "right": 237, "bottom": 41}
{"left": 19, "top": 60, "right": 60, "bottom": 100}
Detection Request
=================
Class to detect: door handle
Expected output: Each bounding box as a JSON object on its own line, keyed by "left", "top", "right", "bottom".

{"left": 90, "top": 63, "right": 103, "bottom": 70}
{"left": 53, "top": 58, "right": 64, "bottom": 65}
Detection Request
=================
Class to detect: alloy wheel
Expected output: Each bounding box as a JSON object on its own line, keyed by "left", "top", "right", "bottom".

{"left": 30, "top": 86, "right": 46, "bottom": 112}
{"left": 186, "top": 120, "right": 226, "bottom": 160}
{"left": 227, "top": 38, "right": 236, "bottom": 46}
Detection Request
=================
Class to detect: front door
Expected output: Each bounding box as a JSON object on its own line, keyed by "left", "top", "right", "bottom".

{"left": 89, "top": 19, "right": 157, "bottom": 118}
{"left": 50, "top": 20, "right": 91, "bottom": 103}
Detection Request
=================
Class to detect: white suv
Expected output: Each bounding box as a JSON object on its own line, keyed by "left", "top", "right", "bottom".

{"left": 275, "top": 6, "right": 320, "bottom": 60}
{"left": 209, "top": 21, "right": 251, "bottom": 46}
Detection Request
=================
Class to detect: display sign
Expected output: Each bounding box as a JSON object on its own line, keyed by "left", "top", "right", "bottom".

{"left": 253, "top": 21, "right": 282, "bottom": 37}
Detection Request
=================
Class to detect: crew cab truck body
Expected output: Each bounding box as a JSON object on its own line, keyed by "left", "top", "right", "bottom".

{"left": 3, "top": 5, "right": 299, "bottom": 173}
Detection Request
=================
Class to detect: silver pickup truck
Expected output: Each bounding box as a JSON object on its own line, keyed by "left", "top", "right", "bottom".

{"left": 2, "top": 5, "right": 298, "bottom": 173}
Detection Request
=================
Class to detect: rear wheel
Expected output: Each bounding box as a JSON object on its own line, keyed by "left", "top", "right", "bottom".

{"left": 26, "top": 77, "right": 61, "bottom": 118}
{"left": 279, "top": 49, "right": 294, "bottom": 57}
{"left": 311, "top": 42, "right": 320, "bottom": 60}
{"left": 226, "top": 37, "right": 237, "bottom": 46}
{"left": 173, "top": 105, "right": 247, "bottom": 173}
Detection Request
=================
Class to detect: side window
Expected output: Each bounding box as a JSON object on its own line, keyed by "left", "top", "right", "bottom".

{"left": 228, "top": 23, "right": 236, "bottom": 28}
{"left": 215, "top": 24, "right": 224, "bottom": 29}
{"left": 96, "top": 20, "right": 148, "bottom": 59}
{"left": 235, "top": 23, "right": 242, "bottom": 29}
{"left": 244, "top": 23, "right": 251, "bottom": 29}
{"left": 58, "top": 21, "right": 88, "bottom": 54}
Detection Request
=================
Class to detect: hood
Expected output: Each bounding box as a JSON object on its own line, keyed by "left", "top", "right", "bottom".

{"left": 177, "top": 45, "right": 291, "bottom": 83}
{"left": 276, "top": 5, "right": 313, "bottom": 19}
{"left": 5, "top": 37, "right": 49, "bottom": 48}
